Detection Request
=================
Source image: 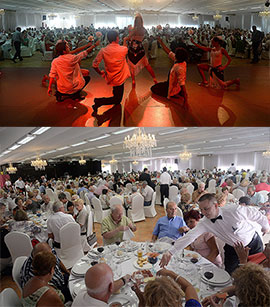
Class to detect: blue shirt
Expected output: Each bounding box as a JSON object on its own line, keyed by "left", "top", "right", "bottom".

{"left": 250, "top": 192, "right": 264, "bottom": 205}
{"left": 153, "top": 216, "right": 187, "bottom": 240}
{"left": 77, "top": 187, "right": 89, "bottom": 196}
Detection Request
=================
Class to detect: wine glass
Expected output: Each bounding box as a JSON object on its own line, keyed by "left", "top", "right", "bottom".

{"left": 202, "top": 267, "right": 214, "bottom": 291}
{"left": 148, "top": 256, "right": 158, "bottom": 274}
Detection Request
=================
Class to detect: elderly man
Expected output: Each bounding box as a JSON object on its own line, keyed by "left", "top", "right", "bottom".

{"left": 160, "top": 193, "right": 270, "bottom": 274}
{"left": 58, "top": 192, "right": 73, "bottom": 211}
{"left": 72, "top": 263, "right": 130, "bottom": 306}
{"left": 0, "top": 190, "right": 16, "bottom": 211}
{"left": 101, "top": 204, "right": 136, "bottom": 245}
{"left": 140, "top": 181, "right": 154, "bottom": 206}
{"left": 192, "top": 182, "right": 206, "bottom": 203}
{"left": 127, "top": 186, "right": 141, "bottom": 205}
{"left": 152, "top": 201, "right": 189, "bottom": 242}
{"left": 40, "top": 194, "right": 53, "bottom": 213}
{"left": 247, "top": 185, "right": 264, "bottom": 206}
{"left": 47, "top": 201, "right": 75, "bottom": 249}
{"left": 20, "top": 242, "right": 71, "bottom": 302}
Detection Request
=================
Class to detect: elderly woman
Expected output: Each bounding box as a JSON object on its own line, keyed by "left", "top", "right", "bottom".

{"left": 184, "top": 210, "right": 222, "bottom": 267}
{"left": 215, "top": 193, "right": 227, "bottom": 207}
{"left": 133, "top": 268, "right": 200, "bottom": 307}
{"left": 233, "top": 178, "right": 250, "bottom": 194}
{"left": 25, "top": 191, "right": 41, "bottom": 214}
{"left": 99, "top": 189, "right": 111, "bottom": 210}
{"left": 74, "top": 198, "right": 90, "bottom": 252}
{"left": 7, "top": 209, "right": 41, "bottom": 242}
{"left": 22, "top": 251, "right": 64, "bottom": 306}
{"left": 202, "top": 263, "right": 270, "bottom": 307}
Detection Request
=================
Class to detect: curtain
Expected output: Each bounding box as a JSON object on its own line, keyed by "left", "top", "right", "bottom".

{"left": 4, "top": 10, "right": 17, "bottom": 31}
{"left": 204, "top": 155, "right": 218, "bottom": 170}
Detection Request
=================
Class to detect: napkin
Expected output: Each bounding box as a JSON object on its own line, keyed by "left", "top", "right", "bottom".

{"left": 123, "top": 228, "right": 135, "bottom": 240}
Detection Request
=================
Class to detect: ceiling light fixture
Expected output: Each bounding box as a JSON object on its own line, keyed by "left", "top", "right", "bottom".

{"left": 6, "top": 163, "right": 17, "bottom": 174}
{"left": 97, "top": 144, "right": 111, "bottom": 148}
{"left": 213, "top": 11, "right": 222, "bottom": 20}
{"left": 124, "top": 128, "right": 157, "bottom": 158}
{"left": 112, "top": 128, "right": 136, "bottom": 135}
{"left": 79, "top": 156, "right": 86, "bottom": 165}
{"left": 192, "top": 14, "right": 199, "bottom": 21}
{"left": 18, "top": 135, "right": 36, "bottom": 145}
{"left": 263, "top": 129, "right": 270, "bottom": 158}
{"left": 88, "top": 134, "right": 110, "bottom": 142}
{"left": 71, "top": 141, "right": 87, "bottom": 147}
{"left": 9, "top": 144, "right": 21, "bottom": 151}
{"left": 132, "top": 160, "right": 139, "bottom": 165}
{"left": 109, "top": 156, "right": 118, "bottom": 164}
{"left": 32, "top": 127, "right": 51, "bottom": 135}
{"left": 159, "top": 128, "right": 187, "bottom": 135}
{"left": 179, "top": 145, "right": 192, "bottom": 161}
{"left": 31, "top": 157, "right": 47, "bottom": 170}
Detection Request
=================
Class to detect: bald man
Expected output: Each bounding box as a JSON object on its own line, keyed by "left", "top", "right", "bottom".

{"left": 20, "top": 242, "right": 71, "bottom": 302}
{"left": 72, "top": 263, "right": 130, "bottom": 306}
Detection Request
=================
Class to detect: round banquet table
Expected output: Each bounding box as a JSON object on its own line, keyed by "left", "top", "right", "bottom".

{"left": 69, "top": 241, "right": 236, "bottom": 306}
{"left": 27, "top": 212, "right": 49, "bottom": 242}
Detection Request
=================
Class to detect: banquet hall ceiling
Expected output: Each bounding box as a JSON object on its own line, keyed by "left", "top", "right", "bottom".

{"left": 0, "top": 127, "right": 269, "bottom": 165}
{"left": 0, "top": 0, "right": 266, "bottom": 15}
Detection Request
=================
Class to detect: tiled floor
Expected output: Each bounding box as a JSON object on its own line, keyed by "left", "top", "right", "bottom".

{"left": 0, "top": 50, "right": 269, "bottom": 126}
{"left": 0, "top": 205, "right": 165, "bottom": 297}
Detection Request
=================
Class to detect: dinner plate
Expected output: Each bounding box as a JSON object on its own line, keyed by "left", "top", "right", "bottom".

{"left": 201, "top": 267, "right": 231, "bottom": 285}
{"left": 114, "top": 250, "right": 127, "bottom": 258}
{"left": 120, "top": 241, "right": 138, "bottom": 252}
{"left": 72, "top": 279, "right": 86, "bottom": 297}
{"left": 108, "top": 294, "right": 137, "bottom": 307}
{"left": 183, "top": 250, "right": 202, "bottom": 262}
{"left": 71, "top": 261, "right": 91, "bottom": 276}
{"left": 133, "top": 260, "right": 152, "bottom": 270}
{"left": 149, "top": 242, "right": 171, "bottom": 253}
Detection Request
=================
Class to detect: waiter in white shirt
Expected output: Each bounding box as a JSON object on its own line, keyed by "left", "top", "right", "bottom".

{"left": 160, "top": 193, "right": 269, "bottom": 274}
{"left": 15, "top": 177, "right": 25, "bottom": 193}
{"left": 159, "top": 167, "right": 172, "bottom": 205}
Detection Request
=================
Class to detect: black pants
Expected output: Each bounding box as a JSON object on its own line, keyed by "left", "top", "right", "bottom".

{"left": 13, "top": 41, "right": 22, "bottom": 60}
{"left": 252, "top": 42, "right": 260, "bottom": 62}
{"left": 224, "top": 232, "right": 263, "bottom": 275}
{"left": 160, "top": 184, "right": 169, "bottom": 205}
{"left": 59, "top": 272, "right": 72, "bottom": 303}
{"left": 95, "top": 83, "right": 124, "bottom": 106}
{"left": 56, "top": 75, "right": 90, "bottom": 99}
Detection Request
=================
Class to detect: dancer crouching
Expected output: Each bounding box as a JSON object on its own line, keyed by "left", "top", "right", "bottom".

{"left": 47, "top": 39, "right": 100, "bottom": 102}
{"left": 151, "top": 37, "right": 188, "bottom": 108}
{"left": 191, "top": 36, "right": 240, "bottom": 89}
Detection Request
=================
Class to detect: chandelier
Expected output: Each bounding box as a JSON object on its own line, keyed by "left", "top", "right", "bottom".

{"left": 79, "top": 156, "right": 86, "bottom": 165}
{"left": 213, "top": 11, "right": 222, "bottom": 20}
{"left": 109, "top": 156, "right": 118, "bottom": 164}
{"left": 192, "top": 14, "right": 199, "bottom": 21}
{"left": 123, "top": 128, "right": 157, "bottom": 158}
{"left": 0, "top": 9, "right": 4, "bottom": 15}
{"left": 179, "top": 146, "right": 192, "bottom": 161}
{"left": 48, "top": 13, "right": 57, "bottom": 19}
{"left": 132, "top": 160, "right": 139, "bottom": 165}
{"left": 31, "top": 157, "right": 47, "bottom": 170}
{"left": 6, "top": 163, "right": 17, "bottom": 174}
{"left": 101, "top": 163, "right": 106, "bottom": 168}
{"left": 259, "top": 7, "right": 270, "bottom": 17}
{"left": 263, "top": 148, "right": 270, "bottom": 158}
{"left": 129, "top": 0, "right": 143, "bottom": 8}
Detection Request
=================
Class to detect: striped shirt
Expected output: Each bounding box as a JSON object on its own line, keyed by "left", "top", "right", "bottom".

{"left": 20, "top": 248, "right": 64, "bottom": 289}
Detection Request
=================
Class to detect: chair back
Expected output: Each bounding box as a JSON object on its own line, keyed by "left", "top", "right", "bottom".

{"left": 186, "top": 184, "right": 194, "bottom": 195}
{"left": 59, "top": 222, "right": 84, "bottom": 269}
{"left": 92, "top": 197, "right": 103, "bottom": 223}
{"left": 64, "top": 191, "right": 71, "bottom": 201}
{"left": 45, "top": 188, "right": 57, "bottom": 202}
{"left": 0, "top": 288, "right": 22, "bottom": 307}
{"left": 176, "top": 206, "right": 183, "bottom": 217}
{"left": 87, "top": 211, "right": 94, "bottom": 237}
{"left": 4, "top": 231, "right": 33, "bottom": 263}
{"left": 163, "top": 198, "right": 169, "bottom": 214}
{"left": 232, "top": 188, "right": 245, "bottom": 200}
{"left": 125, "top": 183, "right": 132, "bottom": 193}
{"left": 258, "top": 190, "right": 269, "bottom": 202}
{"left": 129, "top": 194, "right": 145, "bottom": 222}
{"left": 12, "top": 256, "right": 27, "bottom": 294}
{"left": 169, "top": 186, "right": 179, "bottom": 201}
{"left": 79, "top": 190, "right": 86, "bottom": 203}
{"left": 235, "top": 175, "right": 242, "bottom": 184}
{"left": 207, "top": 179, "right": 216, "bottom": 193}
{"left": 155, "top": 185, "right": 161, "bottom": 205}
{"left": 109, "top": 196, "right": 123, "bottom": 207}
{"left": 85, "top": 194, "right": 92, "bottom": 208}
{"left": 144, "top": 192, "right": 157, "bottom": 218}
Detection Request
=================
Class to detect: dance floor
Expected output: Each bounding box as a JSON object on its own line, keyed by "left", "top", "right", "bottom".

{"left": 0, "top": 50, "right": 269, "bottom": 127}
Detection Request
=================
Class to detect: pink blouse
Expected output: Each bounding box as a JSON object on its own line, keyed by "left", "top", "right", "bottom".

{"left": 190, "top": 232, "right": 222, "bottom": 267}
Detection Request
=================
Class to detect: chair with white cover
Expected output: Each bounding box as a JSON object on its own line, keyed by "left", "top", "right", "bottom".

{"left": 125, "top": 183, "right": 132, "bottom": 194}
{"left": 85, "top": 195, "right": 92, "bottom": 212}
{"left": 186, "top": 184, "right": 194, "bottom": 196}
{"left": 45, "top": 188, "right": 57, "bottom": 202}
{"left": 86, "top": 211, "right": 97, "bottom": 249}
{"left": 79, "top": 190, "right": 86, "bottom": 203}
{"left": 128, "top": 194, "right": 145, "bottom": 222}
{"left": 232, "top": 189, "right": 245, "bottom": 200}
{"left": 12, "top": 256, "right": 27, "bottom": 294}
{"left": 92, "top": 197, "right": 111, "bottom": 223}
{"left": 155, "top": 185, "right": 161, "bottom": 205}
{"left": 0, "top": 288, "right": 22, "bottom": 307}
{"left": 109, "top": 196, "right": 123, "bottom": 206}
{"left": 41, "top": 40, "right": 53, "bottom": 61}
{"left": 144, "top": 192, "right": 157, "bottom": 218}
{"left": 163, "top": 198, "right": 169, "bottom": 214}
{"left": 64, "top": 191, "right": 72, "bottom": 201}
{"left": 4, "top": 231, "right": 33, "bottom": 264}
{"left": 258, "top": 190, "right": 269, "bottom": 202}
{"left": 169, "top": 186, "right": 179, "bottom": 202}
{"left": 207, "top": 179, "right": 216, "bottom": 194}
{"left": 235, "top": 175, "right": 242, "bottom": 184}
{"left": 176, "top": 206, "right": 183, "bottom": 218}
{"left": 58, "top": 222, "right": 84, "bottom": 269}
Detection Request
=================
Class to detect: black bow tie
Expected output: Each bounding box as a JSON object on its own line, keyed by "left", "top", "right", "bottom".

{"left": 210, "top": 215, "right": 223, "bottom": 223}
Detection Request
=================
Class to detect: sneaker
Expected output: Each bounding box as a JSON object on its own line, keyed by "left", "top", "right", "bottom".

{"left": 12, "top": 58, "right": 17, "bottom": 63}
